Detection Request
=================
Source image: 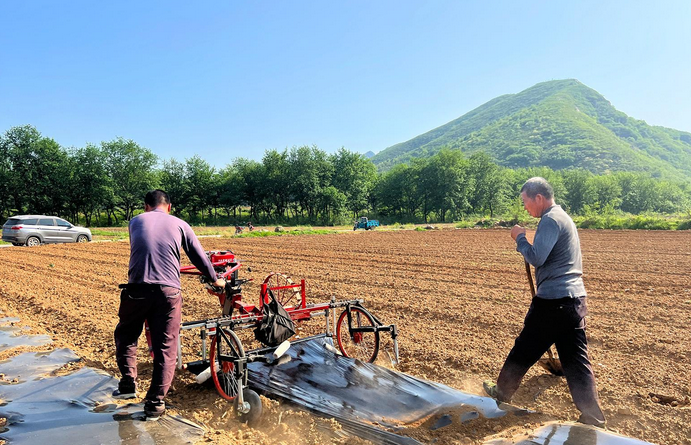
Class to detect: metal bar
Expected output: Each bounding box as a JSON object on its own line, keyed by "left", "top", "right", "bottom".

{"left": 176, "top": 335, "right": 183, "bottom": 369}
{"left": 245, "top": 334, "right": 329, "bottom": 356}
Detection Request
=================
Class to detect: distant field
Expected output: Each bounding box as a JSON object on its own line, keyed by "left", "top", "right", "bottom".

{"left": 0, "top": 229, "right": 688, "bottom": 444}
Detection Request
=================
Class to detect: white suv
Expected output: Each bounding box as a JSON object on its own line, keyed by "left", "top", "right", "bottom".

{"left": 2, "top": 215, "right": 92, "bottom": 246}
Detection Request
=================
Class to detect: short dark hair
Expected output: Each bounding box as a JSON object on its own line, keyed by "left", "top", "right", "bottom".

{"left": 145, "top": 189, "right": 171, "bottom": 207}
{"left": 520, "top": 177, "right": 554, "bottom": 200}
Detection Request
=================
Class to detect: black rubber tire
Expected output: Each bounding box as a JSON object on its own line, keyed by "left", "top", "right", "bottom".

{"left": 234, "top": 388, "right": 263, "bottom": 427}
{"left": 77, "top": 235, "right": 89, "bottom": 243}
{"left": 25, "top": 236, "right": 40, "bottom": 247}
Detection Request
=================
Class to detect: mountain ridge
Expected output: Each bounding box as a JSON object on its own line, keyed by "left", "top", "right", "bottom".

{"left": 371, "top": 80, "right": 691, "bottom": 179}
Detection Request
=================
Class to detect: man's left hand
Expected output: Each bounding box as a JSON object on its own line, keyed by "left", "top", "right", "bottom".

{"left": 511, "top": 225, "right": 526, "bottom": 241}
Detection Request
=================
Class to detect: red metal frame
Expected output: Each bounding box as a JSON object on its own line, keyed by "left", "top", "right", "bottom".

{"left": 181, "top": 252, "right": 324, "bottom": 327}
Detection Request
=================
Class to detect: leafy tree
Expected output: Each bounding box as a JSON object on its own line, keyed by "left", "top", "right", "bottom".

{"left": 417, "top": 149, "right": 471, "bottom": 222}
{"left": 562, "top": 169, "right": 595, "bottom": 214}
{"left": 217, "top": 165, "right": 244, "bottom": 219}
{"left": 102, "top": 137, "right": 158, "bottom": 221}
{"left": 374, "top": 163, "right": 419, "bottom": 219}
{"left": 1, "top": 126, "right": 70, "bottom": 216}
{"left": 331, "top": 148, "right": 377, "bottom": 217}
{"left": 160, "top": 159, "right": 188, "bottom": 216}
{"left": 468, "top": 152, "right": 509, "bottom": 217}
{"left": 2, "top": 125, "right": 44, "bottom": 215}
{"left": 184, "top": 155, "right": 216, "bottom": 221}
{"left": 68, "top": 144, "right": 112, "bottom": 226}
{"left": 616, "top": 172, "right": 657, "bottom": 214}
{"left": 262, "top": 149, "right": 291, "bottom": 220}
{"left": 588, "top": 174, "right": 622, "bottom": 210}
{"left": 234, "top": 158, "right": 266, "bottom": 221}
{"left": 288, "top": 146, "right": 333, "bottom": 220}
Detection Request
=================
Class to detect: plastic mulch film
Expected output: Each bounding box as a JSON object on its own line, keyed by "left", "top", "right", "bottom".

{"left": 247, "top": 337, "right": 513, "bottom": 444}
{"left": 0, "top": 317, "right": 51, "bottom": 353}
{"left": 0, "top": 348, "right": 80, "bottom": 384}
{"left": 0, "top": 346, "right": 204, "bottom": 444}
{"left": 484, "top": 421, "right": 654, "bottom": 445}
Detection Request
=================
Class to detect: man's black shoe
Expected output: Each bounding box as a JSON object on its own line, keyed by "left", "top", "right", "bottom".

{"left": 483, "top": 381, "right": 500, "bottom": 400}
{"left": 144, "top": 400, "right": 166, "bottom": 421}
{"left": 577, "top": 413, "right": 606, "bottom": 428}
{"left": 112, "top": 383, "right": 136, "bottom": 400}
{"left": 112, "top": 377, "right": 136, "bottom": 399}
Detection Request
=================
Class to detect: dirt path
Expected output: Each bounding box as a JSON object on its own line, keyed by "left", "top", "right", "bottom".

{"left": 0, "top": 229, "right": 688, "bottom": 444}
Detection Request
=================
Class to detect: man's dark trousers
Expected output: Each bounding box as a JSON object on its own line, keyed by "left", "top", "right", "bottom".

{"left": 114, "top": 284, "right": 182, "bottom": 404}
{"left": 496, "top": 296, "right": 605, "bottom": 424}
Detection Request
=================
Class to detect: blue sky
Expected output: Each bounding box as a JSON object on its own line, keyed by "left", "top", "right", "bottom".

{"left": 1, "top": 1, "right": 689, "bottom": 167}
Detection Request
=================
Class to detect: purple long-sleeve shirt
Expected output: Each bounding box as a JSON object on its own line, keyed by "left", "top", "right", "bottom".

{"left": 128, "top": 209, "right": 216, "bottom": 289}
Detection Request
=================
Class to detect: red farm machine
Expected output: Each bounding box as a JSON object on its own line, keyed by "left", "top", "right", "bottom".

{"left": 175, "top": 250, "right": 399, "bottom": 424}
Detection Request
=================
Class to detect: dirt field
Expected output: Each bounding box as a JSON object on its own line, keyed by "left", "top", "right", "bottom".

{"left": 0, "top": 228, "right": 689, "bottom": 444}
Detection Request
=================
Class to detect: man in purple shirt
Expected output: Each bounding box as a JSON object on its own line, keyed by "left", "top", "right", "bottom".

{"left": 113, "top": 189, "right": 225, "bottom": 420}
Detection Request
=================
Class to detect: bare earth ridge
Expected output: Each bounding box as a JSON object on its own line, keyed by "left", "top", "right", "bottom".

{"left": 0, "top": 228, "right": 688, "bottom": 444}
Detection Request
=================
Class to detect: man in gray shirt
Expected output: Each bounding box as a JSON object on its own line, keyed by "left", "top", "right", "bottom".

{"left": 113, "top": 190, "right": 225, "bottom": 420}
{"left": 483, "top": 177, "right": 606, "bottom": 427}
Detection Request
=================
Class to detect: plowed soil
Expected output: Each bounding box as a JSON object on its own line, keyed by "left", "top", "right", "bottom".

{"left": 0, "top": 228, "right": 689, "bottom": 445}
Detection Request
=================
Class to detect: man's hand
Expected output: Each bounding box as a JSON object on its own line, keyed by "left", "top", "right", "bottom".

{"left": 511, "top": 225, "right": 526, "bottom": 241}
{"left": 212, "top": 278, "right": 226, "bottom": 288}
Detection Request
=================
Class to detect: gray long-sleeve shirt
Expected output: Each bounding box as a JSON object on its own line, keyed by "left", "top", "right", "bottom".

{"left": 128, "top": 209, "right": 217, "bottom": 289}
{"left": 515, "top": 205, "right": 586, "bottom": 299}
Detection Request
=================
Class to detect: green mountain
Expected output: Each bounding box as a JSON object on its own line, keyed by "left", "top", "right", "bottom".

{"left": 372, "top": 79, "right": 691, "bottom": 179}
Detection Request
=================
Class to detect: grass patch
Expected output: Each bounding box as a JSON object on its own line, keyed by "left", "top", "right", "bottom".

{"left": 231, "top": 228, "right": 340, "bottom": 238}
{"left": 390, "top": 222, "right": 415, "bottom": 230}
{"left": 574, "top": 213, "right": 684, "bottom": 230}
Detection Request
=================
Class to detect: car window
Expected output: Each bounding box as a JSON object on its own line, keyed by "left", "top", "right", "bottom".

{"left": 3, "top": 218, "right": 20, "bottom": 227}
{"left": 56, "top": 219, "right": 72, "bottom": 228}
{"left": 38, "top": 218, "right": 55, "bottom": 226}
{"left": 22, "top": 219, "right": 38, "bottom": 225}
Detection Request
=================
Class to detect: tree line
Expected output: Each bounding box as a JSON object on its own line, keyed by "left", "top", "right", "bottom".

{"left": 1, "top": 125, "right": 689, "bottom": 227}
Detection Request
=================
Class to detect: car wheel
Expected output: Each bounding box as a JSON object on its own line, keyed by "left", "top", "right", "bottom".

{"left": 25, "top": 236, "right": 41, "bottom": 247}
{"left": 77, "top": 235, "right": 89, "bottom": 243}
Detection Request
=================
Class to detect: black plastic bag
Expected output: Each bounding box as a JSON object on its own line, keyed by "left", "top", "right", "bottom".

{"left": 254, "top": 289, "right": 296, "bottom": 346}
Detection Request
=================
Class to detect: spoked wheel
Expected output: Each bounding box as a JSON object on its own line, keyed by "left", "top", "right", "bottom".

{"left": 263, "top": 273, "right": 301, "bottom": 307}
{"left": 209, "top": 328, "right": 245, "bottom": 400}
{"left": 336, "top": 306, "right": 380, "bottom": 363}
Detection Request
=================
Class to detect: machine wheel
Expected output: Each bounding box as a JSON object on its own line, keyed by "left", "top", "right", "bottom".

{"left": 234, "top": 388, "right": 263, "bottom": 427}
{"left": 76, "top": 235, "right": 89, "bottom": 243}
{"left": 263, "top": 273, "right": 301, "bottom": 307}
{"left": 336, "top": 306, "right": 380, "bottom": 363}
{"left": 25, "top": 236, "right": 40, "bottom": 247}
{"left": 209, "top": 328, "right": 245, "bottom": 400}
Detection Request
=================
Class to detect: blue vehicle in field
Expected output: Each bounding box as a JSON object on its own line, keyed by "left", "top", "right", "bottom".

{"left": 353, "top": 217, "right": 379, "bottom": 231}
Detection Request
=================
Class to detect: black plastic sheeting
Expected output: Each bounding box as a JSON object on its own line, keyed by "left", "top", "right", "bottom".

{"left": 248, "top": 337, "right": 511, "bottom": 444}
{"left": 486, "top": 422, "right": 654, "bottom": 445}
{"left": 0, "top": 343, "right": 204, "bottom": 444}
{"left": 248, "top": 338, "right": 654, "bottom": 445}
{"left": 0, "top": 348, "right": 79, "bottom": 384}
{"left": 0, "top": 317, "right": 51, "bottom": 353}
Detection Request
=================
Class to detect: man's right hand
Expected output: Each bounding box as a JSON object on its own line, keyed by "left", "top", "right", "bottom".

{"left": 511, "top": 225, "right": 526, "bottom": 241}
{"left": 212, "top": 278, "right": 226, "bottom": 288}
